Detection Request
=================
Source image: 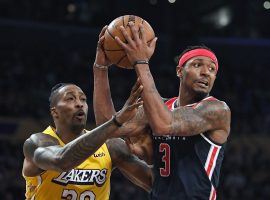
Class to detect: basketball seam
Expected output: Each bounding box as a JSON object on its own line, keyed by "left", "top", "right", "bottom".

{"left": 122, "top": 16, "right": 125, "bottom": 27}
{"left": 104, "top": 48, "right": 124, "bottom": 51}
{"left": 107, "top": 29, "right": 116, "bottom": 40}
{"left": 117, "top": 54, "right": 128, "bottom": 65}
{"left": 105, "top": 29, "right": 124, "bottom": 51}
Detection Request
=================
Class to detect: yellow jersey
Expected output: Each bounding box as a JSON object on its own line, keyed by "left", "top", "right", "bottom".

{"left": 24, "top": 126, "right": 112, "bottom": 200}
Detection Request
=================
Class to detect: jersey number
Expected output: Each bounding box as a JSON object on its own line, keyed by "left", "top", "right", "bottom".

{"left": 159, "top": 143, "right": 171, "bottom": 177}
{"left": 61, "top": 189, "right": 95, "bottom": 200}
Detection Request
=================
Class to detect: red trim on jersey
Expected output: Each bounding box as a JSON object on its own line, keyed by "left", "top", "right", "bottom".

{"left": 165, "top": 97, "right": 178, "bottom": 110}
{"left": 206, "top": 146, "right": 218, "bottom": 176}
{"left": 165, "top": 96, "right": 218, "bottom": 110}
{"left": 210, "top": 187, "right": 216, "bottom": 200}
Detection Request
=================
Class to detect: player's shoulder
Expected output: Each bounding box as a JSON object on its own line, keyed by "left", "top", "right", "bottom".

{"left": 24, "top": 132, "right": 60, "bottom": 153}
{"left": 23, "top": 132, "right": 60, "bottom": 160}
{"left": 198, "top": 96, "right": 230, "bottom": 111}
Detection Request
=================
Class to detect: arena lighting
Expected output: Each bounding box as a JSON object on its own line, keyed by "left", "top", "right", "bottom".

{"left": 67, "top": 3, "right": 76, "bottom": 13}
{"left": 263, "top": 1, "right": 270, "bottom": 9}
{"left": 217, "top": 8, "right": 231, "bottom": 27}
{"left": 168, "top": 0, "right": 176, "bottom": 3}
{"left": 201, "top": 6, "right": 232, "bottom": 29}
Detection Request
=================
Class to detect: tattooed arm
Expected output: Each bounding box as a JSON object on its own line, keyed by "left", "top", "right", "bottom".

{"left": 23, "top": 118, "right": 127, "bottom": 176}
{"left": 106, "top": 138, "right": 153, "bottom": 192}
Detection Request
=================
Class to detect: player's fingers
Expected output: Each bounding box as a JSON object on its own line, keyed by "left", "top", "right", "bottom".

{"left": 149, "top": 37, "right": 158, "bottom": 48}
{"left": 131, "top": 79, "right": 141, "bottom": 93}
{"left": 99, "top": 36, "right": 105, "bottom": 46}
{"left": 128, "top": 101, "right": 143, "bottom": 110}
{"left": 115, "top": 36, "right": 129, "bottom": 50}
{"left": 99, "top": 25, "right": 108, "bottom": 39}
{"left": 139, "top": 24, "right": 147, "bottom": 43}
{"left": 137, "top": 77, "right": 142, "bottom": 85}
{"left": 119, "top": 26, "right": 136, "bottom": 48}
{"left": 129, "top": 85, "right": 143, "bottom": 104}
{"left": 97, "top": 35, "right": 106, "bottom": 50}
{"left": 129, "top": 22, "right": 140, "bottom": 44}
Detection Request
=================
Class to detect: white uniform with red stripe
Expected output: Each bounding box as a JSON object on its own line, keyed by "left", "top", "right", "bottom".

{"left": 150, "top": 96, "right": 225, "bottom": 200}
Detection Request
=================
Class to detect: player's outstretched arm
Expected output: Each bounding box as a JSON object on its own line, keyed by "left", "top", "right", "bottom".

{"left": 93, "top": 25, "right": 116, "bottom": 125}
{"left": 106, "top": 138, "right": 153, "bottom": 192}
{"left": 23, "top": 83, "right": 143, "bottom": 176}
{"left": 23, "top": 117, "right": 131, "bottom": 176}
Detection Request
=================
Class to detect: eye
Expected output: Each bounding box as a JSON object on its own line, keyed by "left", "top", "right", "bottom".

{"left": 209, "top": 66, "right": 216, "bottom": 72}
{"left": 193, "top": 63, "right": 200, "bottom": 68}
{"left": 67, "top": 97, "right": 74, "bottom": 101}
{"left": 81, "top": 97, "right": 87, "bottom": 102}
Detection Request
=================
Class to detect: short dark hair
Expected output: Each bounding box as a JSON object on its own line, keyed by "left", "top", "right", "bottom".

{"left": 49, "top": 83, "right": 74, "bottom": 108}
{"left": 176, "top": 45, "right": 215, "bottom": 65}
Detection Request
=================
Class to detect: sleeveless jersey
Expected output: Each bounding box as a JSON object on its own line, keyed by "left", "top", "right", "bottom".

{"left": 24, "top": 126, "right": 112, "bottom": 200}
{"left": 151, "top": 96, "right": 226, "bottom": 200}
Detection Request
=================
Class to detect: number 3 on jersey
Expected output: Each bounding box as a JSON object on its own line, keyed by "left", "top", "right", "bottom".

{"left": 159, "top": 143, "right": 171, "bottom": 177}
{"left": 62, "top": 189, "right": 95, "bottom": 200}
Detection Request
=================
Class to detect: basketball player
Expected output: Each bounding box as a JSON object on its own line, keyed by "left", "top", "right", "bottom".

{"left": 22, "top": 82, "right": 153, "bottom": 200}
{"left": 95, "top": 23, "right": 231, "bottom": 199}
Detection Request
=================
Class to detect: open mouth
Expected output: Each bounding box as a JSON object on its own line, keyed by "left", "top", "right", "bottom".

{"left": 74, "top": 110, "right": 85, "bottom": 119}
{"left": 197, "top": 80, "right": 209, "bottom": 87}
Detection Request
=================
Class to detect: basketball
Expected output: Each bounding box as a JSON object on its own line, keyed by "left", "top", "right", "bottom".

{"left": 104, "top": 15, "right": 155, "bottom": 69}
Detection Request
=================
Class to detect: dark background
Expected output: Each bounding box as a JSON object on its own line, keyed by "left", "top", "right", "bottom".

{"left": 0, "top": 0, "right": 270, "bottom": 199}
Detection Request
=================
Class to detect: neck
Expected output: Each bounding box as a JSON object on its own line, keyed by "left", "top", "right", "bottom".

{"left": 55, "top": 124, "right": 84, "bottom": 144}
{"left": 178, "top": 85, "right": 209, "bottom": 106}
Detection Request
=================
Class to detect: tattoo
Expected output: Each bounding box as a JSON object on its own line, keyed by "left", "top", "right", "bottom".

{"left": 25, "top": 119, "right": 119, "bottom": 172}
{"left": 59, "top": 120, "right": 118, "bottom": 169}
{"left": 23, "top": 133, "right": 59, "bottom": 159}
{"left": 106, "top": 138, "right": 152, "bottom": 192}
{"left": 134, "top": 106, "right": 147, "bottom": 122}
{"left": 107, "top": 138, "right": 132, "bottom": 168}
{"left": 170, "top": 100, "right": 230, "bottom": 136}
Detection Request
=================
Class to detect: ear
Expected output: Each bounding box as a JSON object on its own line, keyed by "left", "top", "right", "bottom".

{"left": 50, "top": 107, "right": 58, "bottom": 119}
{"left": 176, "top": 66, "right": 183, "bottom": 78}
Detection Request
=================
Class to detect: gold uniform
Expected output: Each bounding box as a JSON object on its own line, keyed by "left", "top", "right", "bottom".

{"left": 24, "top": 126, "right": 112, "bottom": 200}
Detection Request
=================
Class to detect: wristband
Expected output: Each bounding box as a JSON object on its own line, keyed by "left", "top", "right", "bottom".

{"left": 112, "top": 115, "right": 122, "bottom": 127}
{"left": 133, "top": 60, "right": 149, "bottom": 68}
{"left": 93, "top": 63, "right": 109, "bottom": 70}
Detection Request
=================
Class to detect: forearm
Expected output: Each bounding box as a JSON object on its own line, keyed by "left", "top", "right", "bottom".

{"left": 119, "top": 157, "right": 153, "bottom": 192}
{"left": 34, "top": 118, "right": 118, "bottom": 171}
{"left": 93, "top": 66, "right": 116, "bottom": 125}
{"left": 135, "top": 64, "right": 172, "bottom": 133}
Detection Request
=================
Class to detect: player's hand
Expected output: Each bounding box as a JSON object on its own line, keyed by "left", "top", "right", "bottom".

{"left": 115, "top": 22, "right": 157, "bottom": 66}
{"left": 94, "top": 25, "right": 111, "bottom": 67}
{"left": 115, "top": 80, "right": 143, "bottom": 125}
{"left": 125, "top": 129, "right": 153, "bottom": 165}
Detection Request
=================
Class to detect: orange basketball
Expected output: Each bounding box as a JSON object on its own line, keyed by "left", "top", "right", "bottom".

{"left": 104, "top": 15, "right": 155, "bottom": 69}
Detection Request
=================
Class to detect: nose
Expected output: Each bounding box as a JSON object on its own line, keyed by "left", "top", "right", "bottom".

{"left": 200, "top": 65, "right": 210, "bottom": 76}
{"left": 75, "top": 99, "right": 84, "bottom": 108}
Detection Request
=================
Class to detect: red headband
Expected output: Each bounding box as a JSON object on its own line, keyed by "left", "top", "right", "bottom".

{"left": 178, "top": 49, "right": 219, "bottom": 71}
